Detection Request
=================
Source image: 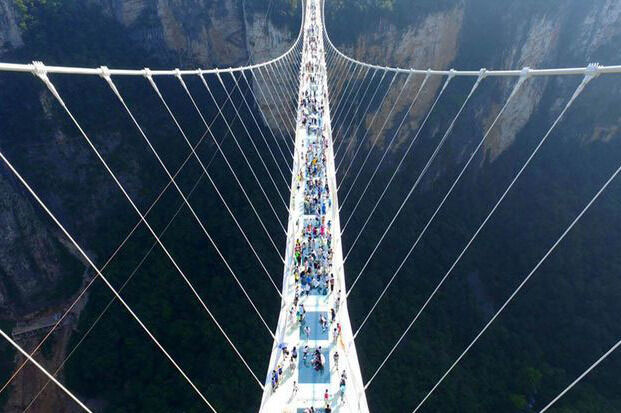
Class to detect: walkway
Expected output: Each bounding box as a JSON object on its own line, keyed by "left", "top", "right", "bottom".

{"left": 259, "top": 0, "right": 369, "bottom": 412}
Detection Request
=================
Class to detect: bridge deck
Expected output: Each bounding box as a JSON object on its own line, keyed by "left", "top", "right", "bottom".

{"left": 259, "top": 1, "right": 369, "bottom": 412}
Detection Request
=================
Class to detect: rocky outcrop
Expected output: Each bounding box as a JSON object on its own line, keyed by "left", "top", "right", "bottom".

{"left": 333, "top": 5, "right": 465, "bottom": 157}
{"left": 577, "top": 0, "right": 621, "bottom": 59}
{"left": 0, "top": 172, "right": 80, "bottom": 316}
{"left": 0, "top": 0, "right": 297, "bottom": 315}
{"left": 483, "top": 16, "right": 559, "bottom": 159}
{"left": 92, "top": 0, "right": 296, "bottom": 67}
{"left": 329, "top": 0, "right": 621, "bottom": 164}
{"left": 0, "top": 0, "right": 23, "bottom": 54}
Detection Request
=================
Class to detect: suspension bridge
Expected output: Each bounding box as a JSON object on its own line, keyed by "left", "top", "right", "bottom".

{"left": 1, "top": 0, "right": 621, "bottom": 411}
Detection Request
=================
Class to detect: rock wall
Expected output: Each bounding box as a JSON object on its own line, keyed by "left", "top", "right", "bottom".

{"left": 0, "top": 0, "right": 22, "bottom": 53}
{"left": 0, "top": 0, "right": 298, "bottom": 313}
{"left": 0, "top": 1, "right": 299, "bottom": 410}
{"left": 328, "top": 0, "right": 621, "bottom": 163}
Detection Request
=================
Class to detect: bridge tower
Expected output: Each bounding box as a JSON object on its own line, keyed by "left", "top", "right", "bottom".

{"left": 259, "top": 0, "right": 370, "bottom": 411}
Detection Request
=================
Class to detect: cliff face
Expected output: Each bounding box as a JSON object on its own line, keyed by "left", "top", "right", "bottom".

{"left": 0, "top": 0, "right": 296, "bottom": 65}
{"left": 93, "top": 0, "right": 297, "bottom": 66}
{"left": 0, "top": 0, "right": 296, "bottom": 314}
{"left": 329, "top": 0, "right": 621, "bottom": 161}
{"left": 0, "top": 1, "right": 297, "bottom": 410}
{"left": 0, "top": 174, "right": 63, "bottom": 314}
{"left": 328, "top": 2, "right": 621, "bottom": 412}
{"left": 1, "top": 0, "right": 620, "bottom": 411}
{"left": 0, "top": 0, "right": 22, "bottom": 53}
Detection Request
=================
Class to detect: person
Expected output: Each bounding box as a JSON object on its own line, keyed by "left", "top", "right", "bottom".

{"left": 304, "top": 325, "right": 311, "bottom": 339}
{"left": 325, "top": 403, "right": 332, "bottom": 413}
{"left": 303, "top": 345, "right": 309, "bottom": 361}
{"left": 324, "top": 389, "right": 329, "bottom": 404}
{"left": 279, "top": 343, "right": 289, "bottom": 359}
{"left": 330, "top": 308, "right": 336, "bottom": 323}
{"left": 340, "top": 382, "right": 346, "bottom": 402}
{"left": 292, "top": 380, "right": 298, "bottom": 397}
{"left": 333, "top": 350, "right": 339, "bottom": 370}
{"left": 272, "top": 369, "right": 279, "bottom": 391}
{"left": 292, "top": 346, "right": 298, "bottom": 361}
{"left": 333, "top": 327, "right": 338, "bottom": 342}
{"left": 314, "top": 351, "right": 323, "bottom": 370}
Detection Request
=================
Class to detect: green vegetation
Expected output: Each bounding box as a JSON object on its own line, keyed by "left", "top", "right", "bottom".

{"left": 1, "top": 0, "right": 620, "bottom": 412}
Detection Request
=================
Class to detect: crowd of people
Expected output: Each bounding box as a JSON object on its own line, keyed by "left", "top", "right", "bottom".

{"left": 270, "top": 1, "right": 350, "bottom": 410}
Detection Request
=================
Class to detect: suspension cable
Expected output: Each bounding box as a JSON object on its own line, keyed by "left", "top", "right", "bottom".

{"left": 332, "top": 65, "right": 364, "bottom": 132}
{"left": 146, "top": 71, "right": 282, "bottom": 297}
{"left": 335, "top": 70, "right": 389, "bottom": 158}
{"left": 251, "top": 67, "right": 295, "bottom": 156}
{"left": 327, "top": 54, "right": 346, "bottom": 93}
{"left": 280, "top": 58, "right": 300, "bottom": 109}
{"left": 256, "top": 66, "right": 296, "bottom": 144}
{"left": 0, "top": 329, "right": 93, "bottom": 412}
{"left": 337, "top": 70, "right": 399, "bottom": 174}
{"left": 273, "top": 59, "right": 299, "bottom": 128}
{"left": 354, "top": 70, "right": 528, "bottom": 337}
{"left": 331, "top": 61, "right": 358, "bottom": 122}
{"left": 0, "top": 84, "right": 246, "bottom": 397}
{"left": 539, "top": 338, "right": 621, "bottom": 412}
{"left": 105, "top": 72, "right": 276, "bottom": 338}
{"left": 263, "top": 64, "right": 296, "bottom": 131}
{"left": 332, "top": 60, "right": 356, "bottom": 110}
{"left": 341, "top": 72, "right": 430, "bottom": 232}
{"left": 242, "top": 70, "right": 293, "bottom": 172}
{"left": 233, "top": 72, "right": 292, "bottom": 191}
{"left": 333, "top": 68, "right": 378, "bottom": 148}
{"left": 407, "top": 67, "right": 599, "bottom": 411}
{"left": 343, "top": 72, "right": 453, "bottom": 266}
{"left": 347, "top": 71, "right": 480, "bottom": 295}
{"left": 200, "top": 71, "right": 288, "bottom": 232}
{"left": 180, "top": 72, "right": 287, "bottom": 257}
{"left": 365, "top": 66, "right": 599, "bottom": 394}
{"left": 332, "top": 66, "right": 371, "bottom": 140}
{"left": 339, "top": 71, "right": 413, "bottom": 198}
{"left": 22, "top": 101, "right": 246, "bottom": 405}
{"left": 0, "top": 140, "right": 222, "bottom": 405}
{"left": 274, "top": 59, "right": 296, "bottom": 102}
{"left": 22, "top": 159, "right": 210, "bottom": 412}
{"left": 215, "top": 71, "right": 290, "bottom": 210}
{"left": 32, "top": 62, "right": 264, "bottom": 390}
